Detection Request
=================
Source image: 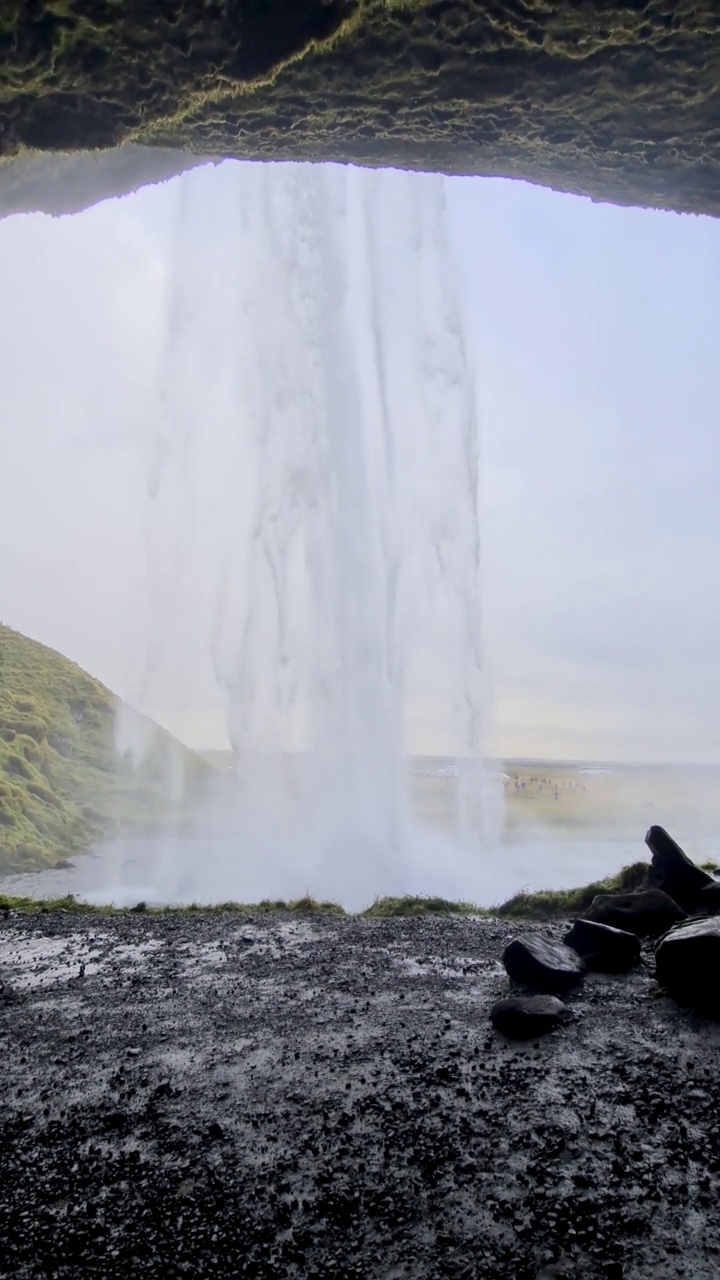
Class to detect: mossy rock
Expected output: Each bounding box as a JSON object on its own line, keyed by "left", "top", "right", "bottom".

{"left": 2, "top": 3, "right": 720, "bottom": 217}
{"left": 496, "top": 862, "right": 651, "bottom": 919}
{"left": 0, "top": 624, "right": 213, "bottom": 872}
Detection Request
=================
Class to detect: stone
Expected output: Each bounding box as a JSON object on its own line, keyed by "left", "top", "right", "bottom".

{"left": 502, "top": 936, "right": 585, "bottom": 994}
{"left": 563, "top": 919, "right": 641, "bottom": 973}
{"left": 585, "top": 889, "right": 686, "bottom": 938}
{"left": 2, "top": 5, "right": 720, "bottom": 219}
{"left": 695, "top": 883, "right": 720, "bottom": 916}
{"left": 491, "top": 994, "right": 573, "bottom": 1040}
{"left": 645, "top": 824, "right": 715, "bottom": 912}
{"left": 655, "top": 917, "right": 720, "bottom": 1008}
{"left": 53, "top": 858, "right": 74, "bottom": 870}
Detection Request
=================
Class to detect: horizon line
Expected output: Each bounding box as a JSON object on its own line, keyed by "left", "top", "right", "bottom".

{"left": 194, "top": 748, "right": 720, "bottom": 770}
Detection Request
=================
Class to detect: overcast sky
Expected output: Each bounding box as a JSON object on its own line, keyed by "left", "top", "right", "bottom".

{"left": 1, "top": 161, "right": 718, "bottom": 763}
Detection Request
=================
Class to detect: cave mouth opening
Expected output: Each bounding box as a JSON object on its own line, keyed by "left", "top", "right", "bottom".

{"left": 1, "top": 148, "right": 719, "bottom": 907}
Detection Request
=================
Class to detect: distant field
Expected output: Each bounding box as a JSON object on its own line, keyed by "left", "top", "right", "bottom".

{"left": 498, "top": 761, "right": 720, "bottom": 842}
{"left": 414, "top": 760, "right": 720, "bottom": 846}
{"left": 202, "top": 750, "right": 720, "bottom": 847}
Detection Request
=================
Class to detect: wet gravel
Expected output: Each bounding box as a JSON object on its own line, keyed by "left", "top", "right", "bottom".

{"left": 1, "top": 911, "right": 720, "bottom": 1279}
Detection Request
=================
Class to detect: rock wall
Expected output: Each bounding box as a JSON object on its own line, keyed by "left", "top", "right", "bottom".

{"left": 1, "top": 1, "right": 719, "bottom": 216}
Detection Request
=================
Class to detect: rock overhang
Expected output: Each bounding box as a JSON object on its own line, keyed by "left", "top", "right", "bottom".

{"left": 1, "top": 1, "right": 719, "bottom": 217}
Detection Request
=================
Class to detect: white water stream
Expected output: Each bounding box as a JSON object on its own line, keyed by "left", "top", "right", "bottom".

{"left": 129, "top": 161, "right": 500, "bottom": 908}
{"left": 1, "top": 162, "right": 506, "bottom": 910}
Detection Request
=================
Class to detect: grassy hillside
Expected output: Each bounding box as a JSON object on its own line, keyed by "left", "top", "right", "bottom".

{"left": 0, "top": 624, "right": 212, "bottom": 873}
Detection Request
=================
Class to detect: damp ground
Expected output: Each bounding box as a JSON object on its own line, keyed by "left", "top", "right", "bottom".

{"left": 1, "top": 911, "right": 719, "bottom": 1279}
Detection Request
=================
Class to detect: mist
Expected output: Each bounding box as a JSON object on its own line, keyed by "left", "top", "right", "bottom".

{"left": 1, "top": 159, "right": 720, "bottom": 908}
{"left": 112, "top": 160, "right": 496, "bottom": 911}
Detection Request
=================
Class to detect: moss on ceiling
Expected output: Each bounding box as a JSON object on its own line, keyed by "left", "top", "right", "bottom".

{"left": 1, "top": 1, "right": 719, "bottom": 215}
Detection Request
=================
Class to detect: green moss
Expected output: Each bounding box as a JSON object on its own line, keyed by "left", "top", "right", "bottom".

{"left": 496, "top": 861, "right": 650, "bottom": 919}
{"left": 0, "top": 894, "right": 347, "bottom": 916}
{"left": 0, "top": 892, "right": 110, "bottom": 914}
{"left": 0, "top": 0, "right": 362, "bottom": 153}
{"left": 192, "top": 896, "right": 346, "bottom": 916}
{"left": 362, "top": 895, "right": 486, "bottom": 918}
{"left": 285, "top": 895, "right": 346, "bottom": 916}
{"left": 0, "top": 623, "right": 213, "bottom": 872}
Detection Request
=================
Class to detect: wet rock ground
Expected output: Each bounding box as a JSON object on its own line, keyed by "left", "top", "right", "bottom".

{"left": 1, "top": 911, "right": 719, "bottom": 1279}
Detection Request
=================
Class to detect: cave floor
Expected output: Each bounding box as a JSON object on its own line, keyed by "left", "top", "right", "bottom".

{"left": 1, "top": 911, "right": 719, "bottom": 1279}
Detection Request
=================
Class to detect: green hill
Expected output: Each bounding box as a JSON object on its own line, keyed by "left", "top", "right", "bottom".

{"left": 0, "top": 624, "right": 212, "bottom": 873}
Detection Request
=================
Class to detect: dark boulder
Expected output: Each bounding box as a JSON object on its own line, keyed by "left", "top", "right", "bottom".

{"left": 695, "top": 883, "right": 720, "bottom": 916}
{"left": 585, "top": 888, "right": 686, "bottom": 938}
{"left": 53, "top": 858, "right": 74, "bottom": 870}
{"left": 491, "top": 994, "right": 573, "bottom": 1040}
{"left": 563, "top": 919, "right": 641, "bottom": 973}
{"left": 655, "top": 917, "right": 720, "bottom": 1009}
{"left": 502, "top": 936, "right": 585, "bottom": 994}
{"left": 645, "top": 824, "right": 715, "bottom": 912}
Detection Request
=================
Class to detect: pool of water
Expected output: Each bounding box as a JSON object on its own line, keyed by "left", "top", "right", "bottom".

{"left": 0, "top": 830, "right": 660, "bottom": 913}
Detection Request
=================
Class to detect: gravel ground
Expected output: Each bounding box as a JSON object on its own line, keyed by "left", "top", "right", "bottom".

{"left": 1, "top": 911, "right": 719, "bottom": 1280}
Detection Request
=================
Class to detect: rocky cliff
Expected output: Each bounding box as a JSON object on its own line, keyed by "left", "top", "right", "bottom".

{"left": 1, "top": 1, "right": 719, "bottom": 216}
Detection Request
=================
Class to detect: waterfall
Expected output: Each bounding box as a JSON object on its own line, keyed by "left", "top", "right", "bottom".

{"left": 137, "top": 159, "right": 497, "bottom": 909}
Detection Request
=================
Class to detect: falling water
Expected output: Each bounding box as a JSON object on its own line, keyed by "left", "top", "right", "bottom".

{"left": 124, "top": 161, "right": 499, "bottom": 909}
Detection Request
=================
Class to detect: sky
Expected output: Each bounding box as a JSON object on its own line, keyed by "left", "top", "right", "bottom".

{"left": 1, "top": 160, "right": 719, "bottom": 764}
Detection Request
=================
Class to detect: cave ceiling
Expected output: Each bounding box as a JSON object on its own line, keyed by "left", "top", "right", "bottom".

{"left": 1, "top": 1, "right": 719, "bottom": 216}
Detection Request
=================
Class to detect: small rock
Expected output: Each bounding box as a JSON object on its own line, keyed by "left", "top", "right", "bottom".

{"left": 104, "top": 1111, "right": 128, "bottom": 1130}
{"left": 645, "top": 824, "right": 715, "bottom": 911}
{"left": 502, "top": 936, "right": 585, "bottom": 993}
{"left": 585, "top": 888, "right": 686, "bottom": 937}
{"left": 491, "top": 994, "right": 573, "bottom": 1039}
{"left": 655, "top": 916, "right": 720, "bottom": 1008}
{"left": 53, "top": 858, "right": 74, "bottom": 870}
{"left": 563, "top": 919, "right": 640, "bottom": 973}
